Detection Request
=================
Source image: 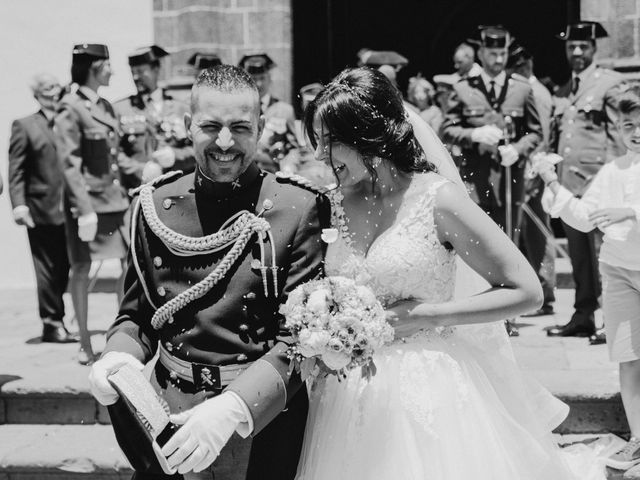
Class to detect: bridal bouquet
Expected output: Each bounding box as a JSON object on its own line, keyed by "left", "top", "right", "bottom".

{"left": 280, "top": 276, "right": 394, "bottom": 380}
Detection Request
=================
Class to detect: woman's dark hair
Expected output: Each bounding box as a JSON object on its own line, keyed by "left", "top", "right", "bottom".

{"left": 617, "top": 85, "right": 640, "bottom": 115}
{"left": 71, "top": 57, "right": 104, "bottom": 86}
{"left": 304, "top": 67, "right": 436, "bottom": 182}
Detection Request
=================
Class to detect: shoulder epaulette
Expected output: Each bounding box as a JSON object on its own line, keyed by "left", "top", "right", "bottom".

{"left": 130, "top": 170, "right": 184, "bottom": 196}
{"left": 275, "top": 171, "right": 329, "bottom": 195}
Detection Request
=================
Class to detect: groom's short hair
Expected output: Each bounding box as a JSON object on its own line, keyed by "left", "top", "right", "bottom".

{"left": 190, "top": 64, "right": 259, "bottom": 111}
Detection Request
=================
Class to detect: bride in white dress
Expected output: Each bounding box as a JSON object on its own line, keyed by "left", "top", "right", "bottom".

{"left": 295, "top": 67, "right": 590, "bottom": 480}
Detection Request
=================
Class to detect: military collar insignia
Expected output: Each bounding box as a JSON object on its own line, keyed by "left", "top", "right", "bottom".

{"left": 195, "top": 162, "right": 261, "bottom": 198}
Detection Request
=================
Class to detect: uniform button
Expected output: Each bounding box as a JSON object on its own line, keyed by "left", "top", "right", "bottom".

{"left": 236, "top": 354, "right": 248, "bottom": 362}
{"left": 564, "top": 147, "right": 571, "bottom": 153}
{"left": 157, "top": 286, "right": 166, "bottom": 297}
{"left": 153, "top": 256, "right": 163, "bottom": 268}
{"left": 111, "top": 163, "right": 118, "bottom": 172}
{"left": 243, "top": 292, "right": 257, "bottom": 301}
{"left": 568, "top": 119, "right": 574, "bottom": 124}
{"left": 566, "top": 133, "right": 572, "bottom": 139}
{"left": 108, "top": 131, "right": 114, "bottom": 138}
{"left": 239, "top": 324, "right": 249, "bottom": 332}
{"left": 113, "top": 179, "right": 120, "bottom": 186}
{"left": 110, "top": 148, "right": 117, "bottom": 155}
{"left": 163, "top": 199, "right": 173, "bottom": 210}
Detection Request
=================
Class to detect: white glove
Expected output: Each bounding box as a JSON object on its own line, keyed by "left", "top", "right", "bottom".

{"left": 13, "top": 206, "right": 35, "bottom": 228}
{"left": 470, "top": 125, "right": 503, "bottom": 146}
{"left": 151, "top": 146, "right": 176, "bottom": 168}
{"left": 88, "top": 351, "right": 144, "bottom": 406}
{"left": 77, "top": 212, "right": 98, "bottom": 242}
{"left": 162, "top": 392, "right": 249, "bottom": 474}
{"left": 141, "top": 161, "right": 164, "bottom": 183}
{"left": 498, "top": 144, "right": 519, "bottom": 167}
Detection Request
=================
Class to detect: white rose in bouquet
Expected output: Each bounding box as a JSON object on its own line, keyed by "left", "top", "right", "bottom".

{"left": 307, "top": 288, "right": 330, "bottom": 314}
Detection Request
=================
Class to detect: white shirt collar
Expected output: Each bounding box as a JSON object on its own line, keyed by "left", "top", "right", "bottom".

{"left": 78, "top": 86, "right": 99, "bottom": 104}
{"left": 573, "top": 62, "right": 596, "bottom": 83}
{"left": 480, "top": 70, "right": 506, "bottom": 90}
{"left": 468, "top": 63, "right": 483, "bottom": 78}
{"left": 149, "top": 88, "right": 163, "bottom": 104}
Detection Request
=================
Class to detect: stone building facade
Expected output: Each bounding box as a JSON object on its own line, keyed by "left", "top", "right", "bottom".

{"left": 153, "top": 0, "right": 293, "bottom": 101}
{"left": 582, "top": 0, "right": 640, "bottom": 74}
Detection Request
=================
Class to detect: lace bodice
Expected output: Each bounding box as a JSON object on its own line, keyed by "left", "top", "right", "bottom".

{"left": 325, "top": 172, "right": 456, "bottom": 307}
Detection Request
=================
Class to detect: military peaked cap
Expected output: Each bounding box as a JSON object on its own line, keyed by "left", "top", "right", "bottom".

{"left": 188, "top": 52, "right": 222, "bottom": 70}
{"left": 468, "top": 25, "right": 512, "bottom": 49}
{"left": 556, "top": 21, "right": 609, "bottom": 41}
{"left": 238, "top": 54, "right": 275, "bottom": 74}
{"left": 128, "top": 45, "right": 169, "bottom": 67}
{"left": 72, "top": 43, "right": 109, "bottom": 60}
{"left": 359, "top": 50, "right": 409, "bottom": 68}
{"left": 299, "top": 82, "right": 323, "bottom": 101}
{"left": 507, "top": 42, "right": 532, "bottom": 69}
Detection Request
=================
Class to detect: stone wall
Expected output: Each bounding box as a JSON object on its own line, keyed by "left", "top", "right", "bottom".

{"left": 581, "top": 0, "right": 640, "bottom": 69}
{"left": 153, "top": 0, "right": 293, "bottom": 102}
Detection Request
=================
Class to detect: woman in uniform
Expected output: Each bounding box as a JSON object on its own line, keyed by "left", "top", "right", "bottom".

{"left": 55, "top": 44, "right": 130, "bottom": 364}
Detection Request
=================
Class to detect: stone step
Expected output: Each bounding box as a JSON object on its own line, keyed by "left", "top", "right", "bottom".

{"left": 0, "top": 384, "right": 629, "bottom": 435}
{"left": 0, "top": 425, "right": 629, "bottom": 480}
{"left": 0, "top": 424, "right": 249, "bottom": 480}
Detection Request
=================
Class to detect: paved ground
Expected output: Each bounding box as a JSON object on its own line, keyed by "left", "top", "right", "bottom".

{"left": 0, "top": 284, "right": 631, "bottom": 479}
{"left": 0, "top": 284, "right": 618, "bottom": 404}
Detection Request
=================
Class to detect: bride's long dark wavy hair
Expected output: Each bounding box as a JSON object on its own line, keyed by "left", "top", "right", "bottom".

{"left": 304, "top": 67, "right": 436, "bottom": 184}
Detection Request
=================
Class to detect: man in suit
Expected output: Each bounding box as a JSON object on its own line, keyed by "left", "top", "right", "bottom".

{"left": 88, "top": 65, "right": 330, "bottom": 479}
{"left": 547, "top": 22, "right": 626, "bottom": 338}
{"left": 507, "top": 44, "right": 557, "bottom": 317}
{"left": 441, "top": 26, "right": 543, "bottom": 232}
{"left": 8, "top": 73, "right": 75, "bottom": 343}
{"left": 114, "top": 45, "right": 195, "bottom": 190}
{"left": 239, "top": 54, "right": 298, "bottom": 173}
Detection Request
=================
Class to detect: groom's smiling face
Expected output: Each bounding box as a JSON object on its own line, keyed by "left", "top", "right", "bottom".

{"left": 311, "top": 116, "right": 369, "bottom": 187}
{"left": 185, "top": 87, "right": 264, "bottom": 183}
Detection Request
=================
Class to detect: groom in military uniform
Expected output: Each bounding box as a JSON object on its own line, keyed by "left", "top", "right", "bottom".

{"left": 89, "top": 65, "right": 330, "bottom": 479}
{"left": 114, "top": 45, "right": 195, "bottom": 190}
{"left": 441, "top": 26, "right": 542, "bottom": 232}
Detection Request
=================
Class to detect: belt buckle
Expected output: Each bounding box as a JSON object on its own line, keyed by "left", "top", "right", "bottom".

{"left": 191, "top": 363, "right": 222, "bottom": 393}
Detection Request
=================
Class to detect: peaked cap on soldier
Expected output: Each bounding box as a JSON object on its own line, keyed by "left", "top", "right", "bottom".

{"left": 556, "top": 21, "right": 608, "bottom": 41}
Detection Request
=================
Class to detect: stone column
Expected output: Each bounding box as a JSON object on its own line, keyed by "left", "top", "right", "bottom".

{"left": 153, "top": 0, "right": 293, "bottom": 102}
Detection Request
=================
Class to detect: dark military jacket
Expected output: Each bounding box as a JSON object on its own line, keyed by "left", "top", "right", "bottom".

{"left": 55, "top": 90, "right": 129, "bottom": 217}
{"left": 441, "top": 73, "right": 542, "bottom": 209}
{"left": 114, "top": 89, "right": 195, "bottom": 189}
{"left": 8, "top": 111, "right": 65, "bottom": 225}
{"left": 552, "top": 66, "right": 625, "bottom": 196}
{"left": 104, "top": 162, "right": 330, "bottom": 433}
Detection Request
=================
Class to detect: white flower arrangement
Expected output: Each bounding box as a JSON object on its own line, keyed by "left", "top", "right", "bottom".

{"left": 280, "top": 276, "right": 394, "bottom": 380}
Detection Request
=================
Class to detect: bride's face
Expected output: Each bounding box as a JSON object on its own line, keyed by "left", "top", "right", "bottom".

{"left": 312, "top": 116, "right": 369, "bottom": 186}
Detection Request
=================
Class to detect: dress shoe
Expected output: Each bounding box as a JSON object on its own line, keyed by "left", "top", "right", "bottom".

{"left": 521, "top": 305, "right": 555, "bottom": 317}
{"left": 505, "top": 320, "right": 519, "bottom": 337}
{"left": 589, "top": 328, "right": 607, "bottom": 346}
{"left": 547, "top": 320, "right": 595, "bottom": 337}
{"left": 41, "top": 321, "right": 78, "bottom": 343}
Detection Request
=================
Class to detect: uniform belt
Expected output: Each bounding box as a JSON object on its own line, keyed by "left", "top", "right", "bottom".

{"left": 158, "top": 343, "right": 251, "bottom": 391}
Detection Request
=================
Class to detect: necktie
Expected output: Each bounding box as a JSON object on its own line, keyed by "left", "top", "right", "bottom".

{"left": 488, "top": 80, "right": 496, "bottom": 103}
{"left": 572, "top": 76, "right": 580, "bottom": 95}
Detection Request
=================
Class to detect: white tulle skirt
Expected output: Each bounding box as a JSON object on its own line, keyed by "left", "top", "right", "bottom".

{"left": 296, "top": 321, "right": 600, "bottom": 480}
